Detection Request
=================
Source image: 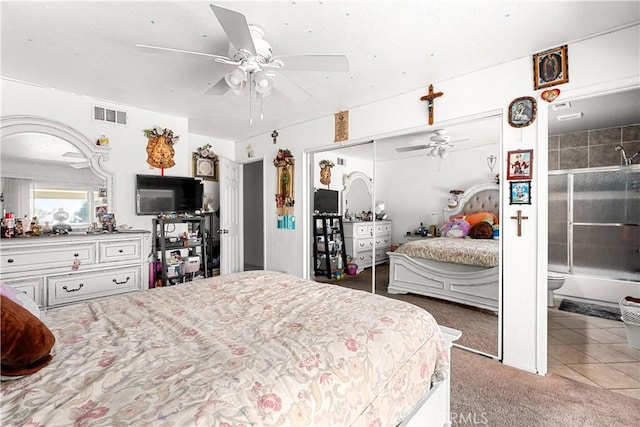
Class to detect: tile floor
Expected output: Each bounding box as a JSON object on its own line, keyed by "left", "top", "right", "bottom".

{"left": 548, "top": 304, "right": 640, "bottom": 400}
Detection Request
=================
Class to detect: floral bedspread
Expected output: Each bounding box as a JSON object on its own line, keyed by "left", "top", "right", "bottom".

{"left": 1, "top": 271, "right": 449, "bottom": 426}
{"left": 396, "top": 237, "right": 499, "bottom": 267}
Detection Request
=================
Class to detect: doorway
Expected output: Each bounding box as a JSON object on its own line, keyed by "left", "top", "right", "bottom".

{"left": 545, "top": 87, "right": 640, "bottom": 382}
{"left": 242, "top": 159, "right": 264, "bottom": 271}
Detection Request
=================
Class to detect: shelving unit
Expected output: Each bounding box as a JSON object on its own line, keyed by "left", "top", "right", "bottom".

{"left": 313, "top": 215, "right": 348, "bottom": 279}
{"left": 151, "top": 216, "right": 208, "bottom": 287}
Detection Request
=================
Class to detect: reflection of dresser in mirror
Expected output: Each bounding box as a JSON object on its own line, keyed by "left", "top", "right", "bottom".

{"left": 343, "top": 220, "right": 392, "bottom": 273}
{"left": 341, "top": 171, "right": 392, "bottom": 272}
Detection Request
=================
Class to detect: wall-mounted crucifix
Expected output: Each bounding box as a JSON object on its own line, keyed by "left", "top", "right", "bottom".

{"left": 510, "top": 210, "right": 529, "bottom": 237}
{"left": 420, "top": 84, "right": 444, "bottom": 125}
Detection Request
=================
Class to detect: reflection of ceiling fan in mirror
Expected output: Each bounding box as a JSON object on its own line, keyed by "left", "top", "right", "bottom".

{"left": 395, "top": 129, "right": 469, "bottom": 158}
{"left": 135, "top": 4, "right": 349, "bottom": 102}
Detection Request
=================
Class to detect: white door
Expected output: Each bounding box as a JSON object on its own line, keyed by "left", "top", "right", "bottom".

{"left": 219, "top": 156, "right": 241, "bottom": 275}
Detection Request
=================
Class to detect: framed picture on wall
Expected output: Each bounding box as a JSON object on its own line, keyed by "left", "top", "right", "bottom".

{"left": 509, "top": 181, "right": 532, "bottom": 205}
{"left": 507, "top": 149, "right": 533, "bottom": 180}
{"left": 508, "top": 96, "right": 536, "bottom": 128}
{"left": 193, "top": 156, "right": 218, "bottom": 181}
{"left": 533, "top": 45, "right": 569, "bottom": 90}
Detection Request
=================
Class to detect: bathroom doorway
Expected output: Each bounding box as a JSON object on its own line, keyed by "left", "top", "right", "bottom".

{"left": 546, "top": 87, "right": 640, "bottom": 382}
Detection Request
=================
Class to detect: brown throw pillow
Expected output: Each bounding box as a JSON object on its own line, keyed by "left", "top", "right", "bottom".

{"left": 1, "top": 295, "right": 55, "bottom": 376}
{"left": 468, "top": 221, "right": 494, "bottom": 239}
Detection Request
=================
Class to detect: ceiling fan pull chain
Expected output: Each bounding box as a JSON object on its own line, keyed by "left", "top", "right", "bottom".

{"left": 260, "top": 94, "right": 264, "bottom": 121}
{"left": 249, "top": 73, "right": 253, "bottom": 125}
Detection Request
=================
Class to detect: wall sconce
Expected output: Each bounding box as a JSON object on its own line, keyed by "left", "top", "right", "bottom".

{"left": 487, "top": 155, "right": 497, "bottom": 172}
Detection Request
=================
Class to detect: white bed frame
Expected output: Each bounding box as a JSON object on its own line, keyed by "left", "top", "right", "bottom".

{"left": 388, "top": 182, "right": 500, "bottom": 312}
{"left": 403, "top": 326, "right": 461, "bottom": 427}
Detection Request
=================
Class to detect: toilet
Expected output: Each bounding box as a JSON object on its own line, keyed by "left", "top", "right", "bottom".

{"left": 548, "top": 272, "right": 566, "bottom": 307}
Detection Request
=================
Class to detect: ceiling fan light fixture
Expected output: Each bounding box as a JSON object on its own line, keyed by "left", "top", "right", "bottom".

{"left": 227, "top": 67, "right": 246, "bottom": 86}
{"left": 254, "top": 70, "right": 269, "bottom": 88}
{"left": 224, "top": 71, "right": 246, "bottom": 91}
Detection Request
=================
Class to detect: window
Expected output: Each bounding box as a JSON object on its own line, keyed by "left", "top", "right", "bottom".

{"left": 33, "top": 188, "right": 100, "bottom": 227}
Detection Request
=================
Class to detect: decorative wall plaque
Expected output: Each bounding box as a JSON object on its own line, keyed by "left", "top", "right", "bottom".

{"left": 334, "top": 111, "right": 349, "bottom": 142}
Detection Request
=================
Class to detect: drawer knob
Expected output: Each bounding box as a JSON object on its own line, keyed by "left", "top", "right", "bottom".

{"left": 113, "top": 277, "right": 131, "bottom": 285}
{"left": 118, "top": 249, "right": 124, "bottom": 253}
{"left": 7, "top": 258, "right": 14, "bottom": 263}
{"left": 73, "top": 253, "right": 79, "bottom": 258}
{"left": 62, "top": 283, "right": 84, "bottom": 293}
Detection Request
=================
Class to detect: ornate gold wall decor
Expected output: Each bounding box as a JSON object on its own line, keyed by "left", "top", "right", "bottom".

{"left": 144, "top": 127, "right": 180, "bottom": 171}
{"left": 319, "top": 159, "right": 334, "bottom": 187}
{"left": 274, "top": 149, "right": 295, "bottom": 229}
{"left": 274, "top": 149, "right": 295, "bottom": 208}
{"left": 334, "top": 111, "right": 349, "bottom": 142}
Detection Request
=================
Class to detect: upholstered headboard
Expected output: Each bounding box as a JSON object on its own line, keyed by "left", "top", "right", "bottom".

{"left": 444, "top": 182, "right": 500, "bottom": 220}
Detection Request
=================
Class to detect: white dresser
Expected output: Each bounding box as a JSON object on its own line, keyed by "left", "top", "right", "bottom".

{"left": 343, "top": 220, "right": 392, "bottom": 273}
{"left": 0, "top": 231, "right": 150, "bottom": 309}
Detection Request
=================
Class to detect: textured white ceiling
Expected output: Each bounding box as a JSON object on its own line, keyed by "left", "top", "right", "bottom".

{"left": 1, "top": 1, "right": 639, "bottom": 144}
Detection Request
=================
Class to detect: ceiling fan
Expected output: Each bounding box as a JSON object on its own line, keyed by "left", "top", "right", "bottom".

{"left": 395, "top": 129, "right": 469, "bottom": 158}
{"left": 135, "top": 4, "right": 349, "bottom": 101}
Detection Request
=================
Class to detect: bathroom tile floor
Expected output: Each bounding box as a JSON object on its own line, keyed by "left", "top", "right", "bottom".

{"left": 548, "top": 303, "right": 640, "bottom": 400}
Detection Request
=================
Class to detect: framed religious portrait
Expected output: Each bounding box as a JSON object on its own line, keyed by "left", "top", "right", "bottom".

{"left": 533, "top": 45, "right": 569, "bottom": 90}
{"left": 507, "top": 149, "right": 533, "bottom": 180}
{"left": 508, "top": 96, "right": 536, "bottom": 128}
{"left": 509, "top": 181, "right": 532, "bottom": 205}
{"left": 193, "top": 156, "right": 218, "bottom": 181}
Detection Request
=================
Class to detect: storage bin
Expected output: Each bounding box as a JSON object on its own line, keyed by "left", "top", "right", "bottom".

{"left": 166, "top": 262, "right": 183, "bottom": 278}
{"left": 184, "top": 256, "right": 201, "bottom": 274}
{"left": 620, "top": 297, "right": 640, "bottom": 349}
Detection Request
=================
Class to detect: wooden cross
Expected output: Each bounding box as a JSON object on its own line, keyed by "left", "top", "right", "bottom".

{"left": 510, "top": 210, "right": 529, "bottom": 237}
{"left": 420, "top": 84, "right": 444, "bottom": 125}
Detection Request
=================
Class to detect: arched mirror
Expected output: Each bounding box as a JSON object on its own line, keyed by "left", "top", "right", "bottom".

{"left": 0, "top": 116, "right": 113, "bottom": 232}
{"left": 342, "top": 171, "right": 373, "bottom": 220}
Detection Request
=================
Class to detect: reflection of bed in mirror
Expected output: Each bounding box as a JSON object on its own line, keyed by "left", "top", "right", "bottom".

{"left": 387, "top": 182, "right": 500, "bottom": 312}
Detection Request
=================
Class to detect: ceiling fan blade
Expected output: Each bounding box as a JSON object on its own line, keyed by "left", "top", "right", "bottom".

{"left": 270, "top": 71, "right": 312, "bottom": 101}
{"left": 135, "top": 44, "right": 230, "bottom": 61}
{"left": 205, "top": 77, "right": 231, "bottom": 96}
{"left": 210, "top": 4, "right": 256, "bottom": 54}
{"left": 395, "top": 145, "right": 430, "bottom": 153}
{"left": 275, "top": 55, "right": 350, "bottom": 72}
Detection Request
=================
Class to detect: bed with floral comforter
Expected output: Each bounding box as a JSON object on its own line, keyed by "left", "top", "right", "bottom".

{"left": 1, "top": 271, "right": 449, "bottom": 426}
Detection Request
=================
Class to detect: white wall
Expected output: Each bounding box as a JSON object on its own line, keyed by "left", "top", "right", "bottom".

{"left": 238, "top": 25, "right": 640, "bottom": 373}
{"left": 1, "top": 79, "right": 236, "bottom": 233}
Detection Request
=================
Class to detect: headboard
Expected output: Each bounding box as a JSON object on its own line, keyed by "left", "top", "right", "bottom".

{"left": 444, "top": 182, "right": 500, "bottom": 220}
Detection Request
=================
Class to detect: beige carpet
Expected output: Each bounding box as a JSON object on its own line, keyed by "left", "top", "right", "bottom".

{"left": 450, "top": 348, "right": 640, "bottom": 426}
{"left": 315, "top": 264, "right": 498, "bottom": 355}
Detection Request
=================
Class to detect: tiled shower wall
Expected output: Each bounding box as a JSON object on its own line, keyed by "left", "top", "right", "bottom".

{"left": 548, "top": 124, "right": 640, "bottom": 170}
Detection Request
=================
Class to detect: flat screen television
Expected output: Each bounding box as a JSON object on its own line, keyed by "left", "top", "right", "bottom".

{"left": 314, "top": 189, "right": 339, "bottom": 214}
{"left": 136, "top": 174, "right": 204, "bottom": 215}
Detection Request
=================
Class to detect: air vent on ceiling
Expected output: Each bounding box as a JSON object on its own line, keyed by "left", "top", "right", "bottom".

{"left": 93, "top": 106, "right": 128, "bottom": 125}
{"left": 552, "top": 102, "right": 572, "bottom": 111}
{"left": 557, "top": 112, "right": 583, "bottom": 121}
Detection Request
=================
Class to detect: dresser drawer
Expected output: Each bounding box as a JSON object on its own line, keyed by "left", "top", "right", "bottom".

{"left": 354, "top": 238, "right": 374, "bottom": 253}
{"left": 375, "top": 223, "right": 392, "bottom": 235}
{"left": 374, "top": 236, "right": 392, "bottom": 247}
{"left": 355, "top": 224, "right": 374, "bottom": 238}
{"left": 99, "top": 239, "right": 142, "bottom": 263}
{"left": 47, "top": 265, "right": 141, "bottom": 306}
{"left": 3, "top": 277, "right": 43, "bottom": 307}
{"left": 1, "top": 243, "right": 95, "bottom": 274}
